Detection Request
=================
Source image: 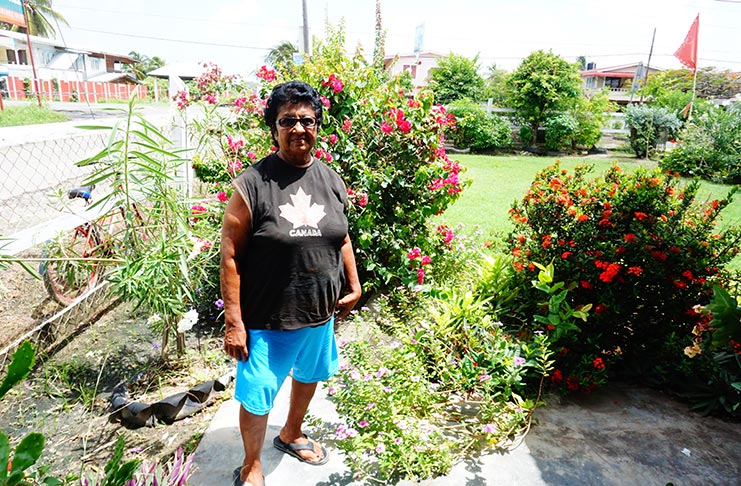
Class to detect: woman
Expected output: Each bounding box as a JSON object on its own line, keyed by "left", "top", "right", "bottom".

{"left": 221, "top": 80, "right": 361, "bottom": 486}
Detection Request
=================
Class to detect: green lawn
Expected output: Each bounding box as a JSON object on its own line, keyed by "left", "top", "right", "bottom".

{"left": 0, "top": 104, "right": 70, "bottom": 127}
{"left": 437, "top": 153, "right": 741, "bottom": 238}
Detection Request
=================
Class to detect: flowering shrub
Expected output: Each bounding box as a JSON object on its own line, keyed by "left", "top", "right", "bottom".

{"left": 186, "top": 24, "right": 468, "bottom": 293}
{"left": 506, "top": 162, "right": 741, "bottom": 391}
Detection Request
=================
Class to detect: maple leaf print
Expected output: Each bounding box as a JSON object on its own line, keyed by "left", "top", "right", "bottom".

{"left": 279, "top": 187, "right": 326, "bottom": 229}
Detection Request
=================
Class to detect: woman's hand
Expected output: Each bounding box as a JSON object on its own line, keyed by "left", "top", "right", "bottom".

{"left": 224, "top": 323, "right": 249, "bottom": 361}
{"left": 336, "top": 289, "right": 362, "bottom": 320}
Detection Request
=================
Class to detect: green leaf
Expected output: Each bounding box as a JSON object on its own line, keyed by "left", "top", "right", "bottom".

{"left": 8, "top": 432, "right": 44, "bottom": 480}
{"left": 0, "top": 341, "right": 35, "bottom": 400}
{"left": 0, "top": 431, "right": 10, "bottom": 482}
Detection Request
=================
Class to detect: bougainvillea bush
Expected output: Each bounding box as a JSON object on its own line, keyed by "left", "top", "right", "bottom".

{"left": 506, "top": 162, "right": 741, "bottom": 392}
{"left": 183, "top": 25, "right": 466, "bottom": 300}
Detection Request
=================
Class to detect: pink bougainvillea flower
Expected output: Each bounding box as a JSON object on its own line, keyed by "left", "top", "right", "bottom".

{"left": 380, "top": 121, "right": 393, "bottom": 134}
{"left": 204, "top": 94, "right": 218, "bottom": 104}
{"left": 329, "top": 134, "right": 338, "bottom": 145}
{"left": 357, "top": 193, "right": 368, "bottom": 207}
{"left": 420, "top": 255, "right": 432, "bottom": 265}
{"left": 341, "top": 119, "right": 353, "bottom": 132}
{"left": 417, "top": 267, "right": 425, "bottom": 284}
{"left": 320, "top": 96, "right": 331, "bottom": 109}
{"left": 256, "top": 65, "right": 276, "bottom": 81}
{"left": 217, "top": 191, "right": 228, "bottom": 202}
{"left": 228, "top": 159, "right": 243, "bottom": 174}
{"left": 397, "top": 119, "right": 412, "bottom": 133}
{"left": 407, "top": 247, "right": 421, "bottom": 260}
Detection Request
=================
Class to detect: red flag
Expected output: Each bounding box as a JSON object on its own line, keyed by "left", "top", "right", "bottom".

{"left": 674, "top": 14, "right": 699, "bottom": 72}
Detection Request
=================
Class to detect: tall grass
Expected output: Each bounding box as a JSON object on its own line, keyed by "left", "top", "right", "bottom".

{"left": 0, "top": 104, "right": 70, "bottom": 127}
{"left": 437, "top": 154, "right": 741, "bottom": 238}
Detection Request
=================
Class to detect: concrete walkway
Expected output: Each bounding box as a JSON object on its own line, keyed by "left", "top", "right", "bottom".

{"left": 188, "top": 380, "right": 741, "bottom": 486}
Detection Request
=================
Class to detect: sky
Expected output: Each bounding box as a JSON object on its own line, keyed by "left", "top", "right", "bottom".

{"left": 49, "top": 0, "right": 741, "bottom": 79}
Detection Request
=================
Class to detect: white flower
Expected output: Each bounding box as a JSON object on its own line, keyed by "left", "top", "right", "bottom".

{"left": 177, "top": 309, "right": 199, "bottom": 333}
{"left": 146, "top": 313, "right": 162, "bottom": 325}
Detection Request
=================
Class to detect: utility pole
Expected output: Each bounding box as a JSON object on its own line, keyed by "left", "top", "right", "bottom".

{"left": 639, "top": 28, "right": 656, "bottom": 104}
{"left": 302, "top": 0, "right": 310, "bottom": 55}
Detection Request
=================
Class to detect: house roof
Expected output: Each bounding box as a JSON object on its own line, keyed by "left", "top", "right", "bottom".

{"left": 0, "top": 29, "right": 135, "bottom": 62}
{"left": 384, "top": 51, "right": 445, "bottom": 61}
{"left": 581, "top": 62, "right": 664, "bottom": 78}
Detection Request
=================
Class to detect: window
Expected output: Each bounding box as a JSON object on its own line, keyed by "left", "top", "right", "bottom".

{"left": 18, "top": 50, "right": 28, "bottom": 65}
{"left": 585, "top": 77, "right": 595, "bottom": 88}
{"left": 402, "top": 64, "right": 417, "bottom": 79}
{"left": 6, "top": 49, "right": 16, "bottom": 64}
{"left": 605, "top": 77, "right": 621, "bottom": 89}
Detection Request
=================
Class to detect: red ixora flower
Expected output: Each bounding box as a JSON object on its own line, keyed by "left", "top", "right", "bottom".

{"left": 551, "top": 369, "right": 563, "bottom": 383}
{"left": 566, "top": 376, "right": 580, "bottom": 391}
{"left": 634, "top": 212, "right": 649, "bottom": 221}
{"left": 593, "top": 357, "right": 605, "bottom": 370}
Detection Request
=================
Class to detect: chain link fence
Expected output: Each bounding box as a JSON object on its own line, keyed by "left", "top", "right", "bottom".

{"left": 0, "top": 132, "right": 111, "bottom": 240}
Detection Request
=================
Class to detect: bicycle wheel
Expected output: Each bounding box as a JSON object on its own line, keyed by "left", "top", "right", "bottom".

{"left": 41, "top": 223, "right": 101, "bottom": 305}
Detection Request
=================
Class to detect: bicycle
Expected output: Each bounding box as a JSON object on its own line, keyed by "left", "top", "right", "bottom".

{"left": 39, "top": 184, "right": 146, "bottom": 305}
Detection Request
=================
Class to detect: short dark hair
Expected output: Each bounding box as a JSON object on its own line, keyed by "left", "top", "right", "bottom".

{"left": 264, "top": 81, "right": 323, "bottom": 146}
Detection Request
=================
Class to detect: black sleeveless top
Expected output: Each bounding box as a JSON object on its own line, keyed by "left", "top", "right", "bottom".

{"left": 232, "top": 153, "right": 348, "bottom": 330}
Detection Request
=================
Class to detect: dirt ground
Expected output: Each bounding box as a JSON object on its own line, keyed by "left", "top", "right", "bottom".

{"left": 0, "top": 256, "right": 61, "bottom": 349}
{"left": 0, "top": 262, "right": 233, "bottom": 481}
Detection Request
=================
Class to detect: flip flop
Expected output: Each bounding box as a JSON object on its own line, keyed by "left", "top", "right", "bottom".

{"left": 232, "top": 466, "right": 265, "bottom": 486}
{"left": 272, "top": 434, "right": 329, "bottom": 466}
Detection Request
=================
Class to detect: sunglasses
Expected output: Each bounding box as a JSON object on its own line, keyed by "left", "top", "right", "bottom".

{"left": 277, "top": 116, "right": 318, "bottom": 129}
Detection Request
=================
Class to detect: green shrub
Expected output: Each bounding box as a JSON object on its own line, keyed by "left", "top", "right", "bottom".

{"left": 660, "top": 103, "right": 741, "bottom": 183}
{"left": 506, "top": 162, "right": 741, "bottom": 391}
{"left": 544, "top": 113, "right": 577, "bottom": 151}
{"left": 445, "top": 99, "right": 511, "bottom": 151}
{"left": 624, "top": 104, "right": 681, "bottom": 158}
{"left": 674, "top": 285, "right": 741, "bottom": 417}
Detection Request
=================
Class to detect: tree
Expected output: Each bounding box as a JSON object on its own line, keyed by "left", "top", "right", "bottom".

{"left": 125, "top": 51, "right": 166, "bottom": 81}
{"left": 507, "top": 50, "right": 583, "bottom": 144}
{"left": 8, "top": 0, "right": 69, "bottom": 38}
{"left": 428, "top": 53, "right": 485, "bottom": 105}
{"left": 482, "top": 63, "right": 510, "bottom": 107}
{"left": 264, "top": 41, "right": 298, "bottom": 77}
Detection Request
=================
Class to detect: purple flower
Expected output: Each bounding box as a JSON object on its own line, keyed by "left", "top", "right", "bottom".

{"left": 358, "top": 420, "right": 369, "bottom": 428}
{"left": 483, "top": 423, "right": 497, "bottom": 434}
{"left": 214, "top": 298, "right": 224, "bottom": 310}
{"left": 479, "top": 374, "right": 491, "bottom": 383}
{"left": 375, "top": 443, "right": 386, "bottom": 454}
{"left": 514, "top": 356, "right": 526, "bottom": 367}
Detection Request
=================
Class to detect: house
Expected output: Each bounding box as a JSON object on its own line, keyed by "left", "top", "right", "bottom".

{"left": 384, "top": 51, "right": 443, "bottom": 94}
{"left": 580, "top": 62, "right": 663, "bottom": 104}
{"left": 0, "top": 28, "right": 142, "bottom": 101}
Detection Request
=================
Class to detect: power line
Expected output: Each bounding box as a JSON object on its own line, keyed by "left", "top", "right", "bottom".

{"left": 69, "top": 27, "right": 273, "bottom": 51}
{"left": 58, "top": 3, "right": 299, "bottom": 30}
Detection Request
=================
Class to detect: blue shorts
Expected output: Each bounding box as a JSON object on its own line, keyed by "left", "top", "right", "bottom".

{"left": 234, "top": 317, "right": 339, "bottom": 416}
